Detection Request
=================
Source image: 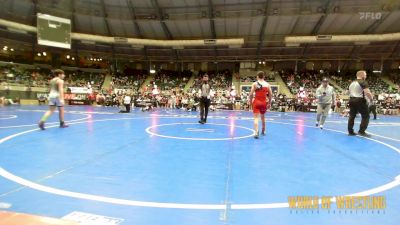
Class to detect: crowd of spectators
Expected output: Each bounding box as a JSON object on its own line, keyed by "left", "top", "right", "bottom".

{"left": 239, "top": 72, "right": 276, "bottom": 83}
{"left": 0, "top": 64, "right": 106, "bottom": 91}
{"left": 280, "top": 70, "right": 329, "bottom": 96}
{"left": 0, "top": 65, "right": 50, "bottom": 87}
{"left": 279, "top": 69, "right": 399, "bottom": 114}
{"left": 189, "top": 70, "right": 232, "bottom": 95}
{"left": 111, "top": 74, "right": 146, "bottom": 93}
{"left": 388, "top": 71, "right": 400, "bottom": 91}
{"left": 153, "top": 70, "right": 192, "bottom": 93}
{"left": 330, "top": 70, "right": 397, "bottom": 94}
{"left": 97, "top": 70, "right": 235, "bottom": 111}
{"left": 64, "top": 71, "right": 105, "bottom": 91}
{"left": 1, "top": 63, "right": 399, "bottom": 116}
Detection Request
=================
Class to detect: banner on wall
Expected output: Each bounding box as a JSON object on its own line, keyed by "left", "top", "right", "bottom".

{"left": 67, "top": 87, "right": 92, "bottom": 94}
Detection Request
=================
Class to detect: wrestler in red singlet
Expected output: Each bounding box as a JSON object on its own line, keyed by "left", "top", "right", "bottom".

{"left": 252, "top": 81, "right": 270, "bottom": 114}
{"left": 248, "top": 71, "right": 273, "bottom": 139}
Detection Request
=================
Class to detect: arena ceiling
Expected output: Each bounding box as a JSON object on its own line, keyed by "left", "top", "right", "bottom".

{"left": 0, "top": 0, "right": 400, "bottom": 62}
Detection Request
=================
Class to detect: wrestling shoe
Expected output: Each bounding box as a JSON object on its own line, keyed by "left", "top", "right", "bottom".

{"left": 60, "top": 122, "right": 69, "bottom": 128}
{"left": 358, "top": 132, "right": 371, "bottom": 138}
{"left": 38, "top": 121, "right": 45, "bottom": 130}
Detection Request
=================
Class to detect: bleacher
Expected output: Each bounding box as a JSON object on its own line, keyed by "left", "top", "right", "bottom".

{"left": 153, "top": 70, "right": 192, "bottom": 92}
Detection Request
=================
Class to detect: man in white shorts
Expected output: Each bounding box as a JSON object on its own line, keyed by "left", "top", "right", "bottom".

{"left": 38, "top": 69, "right": 69, "bottom": 130}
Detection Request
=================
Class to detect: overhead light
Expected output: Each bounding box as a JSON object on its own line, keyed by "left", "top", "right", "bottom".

{"left": 333, "top": 6, "right": 340, "bottom": 13}
{"left": 262, "top": 61, "right": 266, "bottom": 65}
{"left": 7, "top": 27, "right": 28, "bottom": 34}
{"left": 354, "top": 41, "right": 370, "bottom": 45}
{"left": 81, "top": 40, "right": 96, "bottom": 45}
{"left": 42, "top": 52, "right": 47, "bottom": 56}
{"left": 66, "top": 55, "right": 70, "bottom": 59}
{"left": 372, "top": 70, "right": 381, "bottom": 73}
{"left": 3, "top": 46, "right": 8, "bottom": 49}
{"left": 72, "top": 57, "right": 75, "bottom": 60}
{"left": 286, "top": 43, "right": 300, "bottom": 47}
{"left": 37, "top": 53, "right": 41, "bottom": 56}
{"left": 147, "top": 14, "right": 157, "bottom": 20}
{"left": 150, "top": 69, "right": 156, "bottom": 74}
{"left": 316, "top": 35, "right": 332, "bottom": 41}
{"left": 258, "top": 61, "right": 262, "bottom": 64}
{"left": 90, "top": 58, "right": 93, "bottom": 61}
{"left": 229, "top": 45, "right": 241, "bottom": 48}
{"left": 10, "top": 48, "right": 14, "bottom": 51}
{"left": 131, "top": 44, "right": 144, "bottom": 49}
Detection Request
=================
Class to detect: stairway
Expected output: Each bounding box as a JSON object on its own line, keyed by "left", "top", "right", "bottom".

{"left": 381, "top": 76, "right": 398, "bottom": 90}
{"left": 140, "top": 74, "right": 155, "bottom": 91}
{"left": 328, "top": 79, "right": 344, "bottom": 93}
{"left": 183, "top": 71, "right": 198, "bottom": 92}
{"left": 101, "top": 73, "right": 112, "bottom": 90}
{"left": 274, "top": 74, "right": 294, "bottom": 98}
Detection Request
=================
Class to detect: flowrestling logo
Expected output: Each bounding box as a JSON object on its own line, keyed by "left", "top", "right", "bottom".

{"left": 359, "top": 12, "right": 382, "bottom": 20}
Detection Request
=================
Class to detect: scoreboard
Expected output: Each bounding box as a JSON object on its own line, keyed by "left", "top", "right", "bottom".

{"left": 37, "top": 13, "right": 71, "bottom": 49}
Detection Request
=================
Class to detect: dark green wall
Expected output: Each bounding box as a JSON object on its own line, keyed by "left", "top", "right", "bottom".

{"left": 0, "top": 90, "right": 47, "bottom": 99}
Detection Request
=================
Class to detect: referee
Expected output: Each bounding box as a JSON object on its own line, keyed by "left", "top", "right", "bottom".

{"left": 347, "top": 70, "right": 373, "bottom": 137}
{"left": 198, "top": 74, "right": 211, "bottom": 124}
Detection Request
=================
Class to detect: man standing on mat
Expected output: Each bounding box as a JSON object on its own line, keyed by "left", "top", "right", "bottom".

{"left": 315, "top": 78, "right": 336, "bottom": 129}
{"left": 347, "top": 70, "right": 373, "bottom": 137}
{"left": 119, "top": 94, "right": 131, "bottom": 113}
{"left": 38, "top": 69, "right": 69, "bottom": 130}
{"left": 198, "top": 74, "right": 211, "bottom": 124}
{"left": 248, "top": 71, "right": 272, "bottom": 139}
{"left": 369, "top": 99, "right": 378, "bottom": 120}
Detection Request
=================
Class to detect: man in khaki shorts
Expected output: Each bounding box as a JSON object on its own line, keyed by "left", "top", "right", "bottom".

{"left": 315, "top": 78, "right": 336, "bottom": 129}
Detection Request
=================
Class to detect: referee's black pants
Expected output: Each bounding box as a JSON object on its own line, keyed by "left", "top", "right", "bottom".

{"left": 199, "top": 97, "right": 211, "bottom": 122}
{"left": 125, "top": 103, "right": 131, "bottom": 113}
{"left": 348, "top": 97, "right": 370, "bottom": 134}
{"left": 369, "top": 105, "right": 377, "bottom": 119}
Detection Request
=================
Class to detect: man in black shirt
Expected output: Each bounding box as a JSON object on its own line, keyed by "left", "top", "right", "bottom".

{"left": 347, "top": 70, "right": 374, "bottom": 137}
{"left": 369, "top": 99, "right": 378, "bottom": 120}
{"left": 198, "top": 74, "right": 211, "bottom": 124}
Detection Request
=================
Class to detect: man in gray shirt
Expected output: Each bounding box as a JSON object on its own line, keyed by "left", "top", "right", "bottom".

{"left": 315, "top": 78, "right": 336, "bottom": 129}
